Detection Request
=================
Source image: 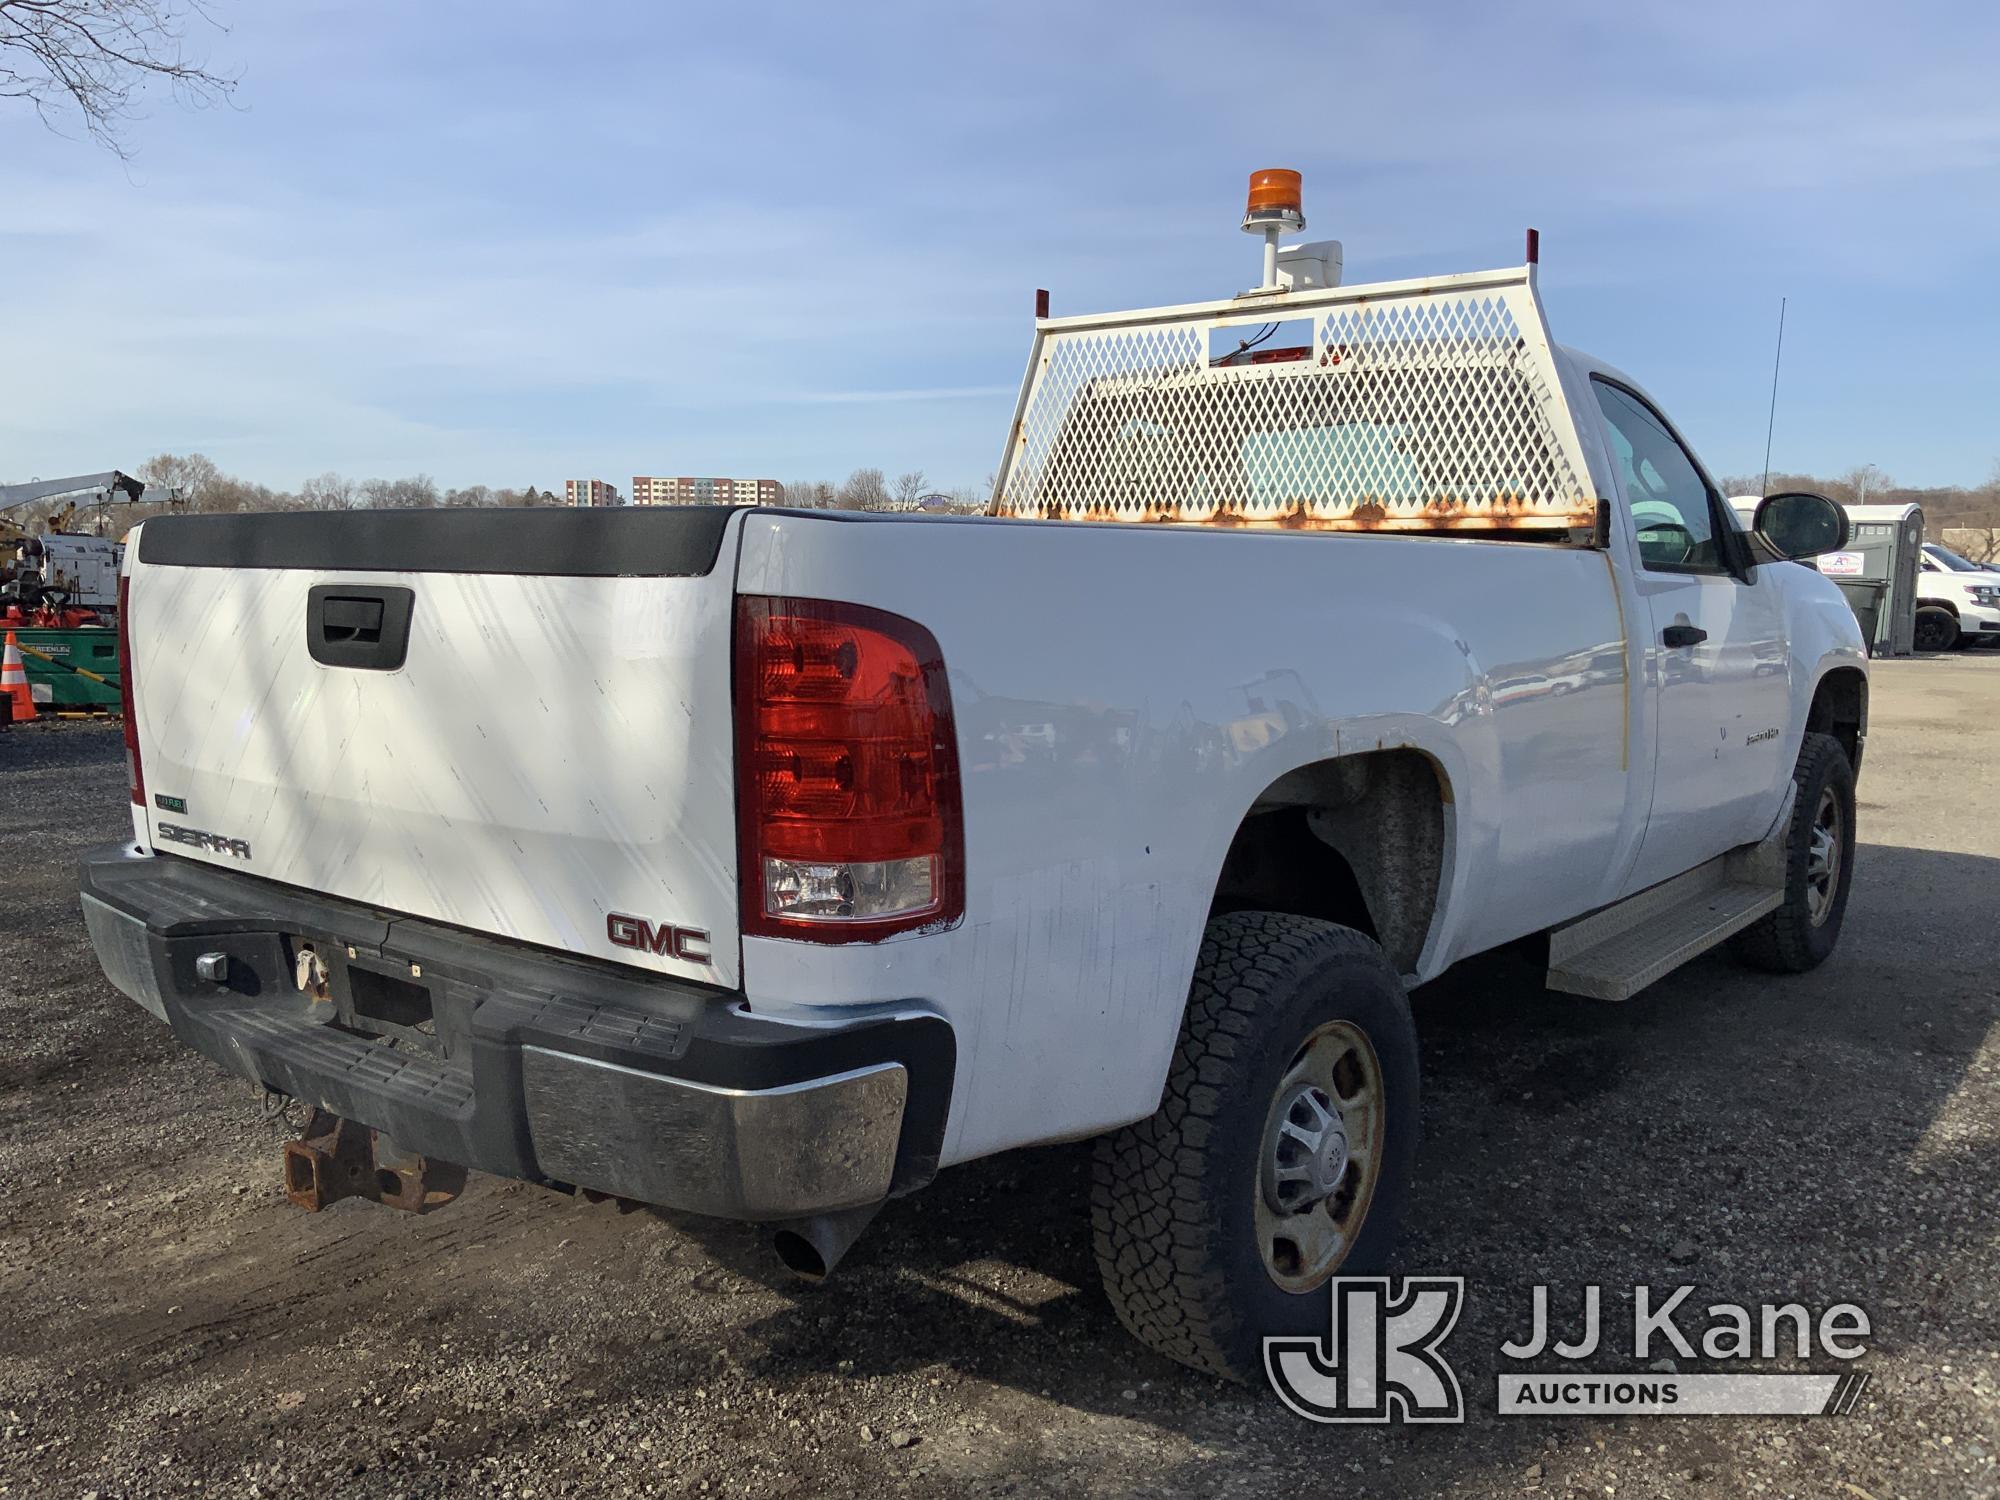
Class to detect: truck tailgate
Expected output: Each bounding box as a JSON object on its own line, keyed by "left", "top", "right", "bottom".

{"left": 123, "top": 508, "right": 743, "bottom": 988}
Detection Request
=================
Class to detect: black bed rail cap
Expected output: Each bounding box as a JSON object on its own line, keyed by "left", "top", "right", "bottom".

{"left": 135, "top": 505, "right": 739, "bottom": 577}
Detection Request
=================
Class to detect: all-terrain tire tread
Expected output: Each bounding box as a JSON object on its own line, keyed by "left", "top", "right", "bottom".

{"left": 1090, "top": 911, "right": 1395, "bottom": 1379}
{"left": 1732, "top": 731, "right": 1854, "bottom": 973}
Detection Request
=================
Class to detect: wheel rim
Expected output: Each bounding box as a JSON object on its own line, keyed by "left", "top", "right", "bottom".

{"left": 1806, "top": 786, "right": 1843, "bottom": 927}
{"left": 1254, "top": 1020, "right": 1386, "bottom": 1293}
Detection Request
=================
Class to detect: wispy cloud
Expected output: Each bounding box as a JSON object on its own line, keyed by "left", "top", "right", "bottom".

{"left": 1, "top": 0, "right": 1996, "bottom": 489}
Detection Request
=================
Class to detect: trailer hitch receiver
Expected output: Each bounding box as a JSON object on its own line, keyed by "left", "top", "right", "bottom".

{"left": 282, "top": 1107, "right": 466, "bottom": 1214}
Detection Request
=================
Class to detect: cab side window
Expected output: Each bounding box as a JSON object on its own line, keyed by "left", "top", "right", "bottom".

{"left": 1592, "top": 381, "right": 1724, "bottom": 574}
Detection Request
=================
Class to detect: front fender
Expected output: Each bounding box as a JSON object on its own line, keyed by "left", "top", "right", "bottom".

{"left": 1782, "top": 566, "right": 1869, "bottom": 750}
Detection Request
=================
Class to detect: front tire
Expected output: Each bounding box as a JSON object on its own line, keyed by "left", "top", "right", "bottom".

{"left": 1731, "top": 732, "right": 1856, "bottom": 973}
{"left": 1914, "top": 606, "right": 1959, "bottom": 652}
{"left": 1091, "top": 912, "right": 1420, "bottom": 1381}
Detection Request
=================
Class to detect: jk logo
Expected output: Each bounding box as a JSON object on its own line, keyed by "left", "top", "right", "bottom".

{"left": 1265, "top": 1277, "right": 1466, "bottom": 1423}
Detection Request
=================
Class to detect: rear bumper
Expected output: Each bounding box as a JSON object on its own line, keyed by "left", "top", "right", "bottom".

{"left": 79, "top": 846, "right": 953, "bottom": 1220}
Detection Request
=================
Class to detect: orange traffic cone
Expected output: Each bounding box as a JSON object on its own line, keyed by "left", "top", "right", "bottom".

{"left": 2, "top": 630, "right": 37, "bottom": 724}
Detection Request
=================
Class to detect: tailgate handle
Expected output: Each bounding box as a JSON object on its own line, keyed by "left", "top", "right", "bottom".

{"left": 321, "top": 597, "right": 384, "bottom": 641}
{"left": 307, "top": 585, "right": 415, "bottom": 671}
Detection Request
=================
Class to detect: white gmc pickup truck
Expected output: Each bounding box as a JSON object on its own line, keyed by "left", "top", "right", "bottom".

{"left": 84, "top": 188, "right": 1869, "bottom": 1381}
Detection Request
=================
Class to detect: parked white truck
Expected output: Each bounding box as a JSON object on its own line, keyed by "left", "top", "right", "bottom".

{"left": 1916, "top": 541, "right": 2000, "bottom": 650}
{"left": 83, "top": 176, "right": 1868, "bottom": 1381}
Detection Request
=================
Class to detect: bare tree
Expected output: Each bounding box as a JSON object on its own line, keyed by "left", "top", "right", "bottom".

{"left": 779, "top": 479, "right": 827, "bottom": 509}
{"left": 1952, "top": 528, "right": 1998, "bottom": 563}
{"left": 199, "top": 475, "right": 281, "bottom": 513}
{"left": 361, "top": 475, "right": 440, "bottom": 509}
{"left": 837, "top": 467, "right": 887, "bottom": 512}
{"left": 1, "top": 0, "right": 235, "bottom": 154}
{"left": 297, "top": 471, "right": 357, "bottom": 511}
{"left": 1830, "top": 464, "right": 1889, "bottom": 507}
{"left": 138, "top": 450, "right": 220, "bottom": 507}
{"left": 483, "top": 485, "right": 551, "bottom": 507}
{"left": 891, "top": 470, "right": 926, "bottom": 511}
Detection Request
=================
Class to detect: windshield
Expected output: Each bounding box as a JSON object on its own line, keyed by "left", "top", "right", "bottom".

{"left": 1924, "top": 543, "right": 1980, "bottom": 572}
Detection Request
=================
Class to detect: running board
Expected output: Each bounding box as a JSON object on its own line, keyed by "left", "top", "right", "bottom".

{"left": 1546, "top": 853, "right": 1783, "bottom": 1002}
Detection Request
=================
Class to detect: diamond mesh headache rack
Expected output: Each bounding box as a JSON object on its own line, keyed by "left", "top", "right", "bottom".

{"left": 989, "top": 266, "right": 1600, "bottom": 539}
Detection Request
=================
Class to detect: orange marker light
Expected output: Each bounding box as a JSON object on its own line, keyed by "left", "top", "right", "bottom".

{"left": 1242, "top": 168, "right": 1305, "bottom": 231}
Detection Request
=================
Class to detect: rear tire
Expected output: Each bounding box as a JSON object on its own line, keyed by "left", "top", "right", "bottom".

{"left": 1731, "top": 732, "right": 1856, "bottom": 974}
{"left": 1914, "top": 606, "right": 1959, "bottom": 652}
{"left": 1091, "top": 911, "right": 1420, "bottom": 1381}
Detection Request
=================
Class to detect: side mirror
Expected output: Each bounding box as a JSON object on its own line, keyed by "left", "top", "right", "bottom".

{"left": 1753, "top": 491, "right": 1849, "bottom": 561}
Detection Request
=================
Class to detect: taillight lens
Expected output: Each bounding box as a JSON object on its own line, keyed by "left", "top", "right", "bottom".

{"left": 736, "top": 596, "right": 963, "bottom": 941}
{"left": 117, "top": 572, "right": 144, "bottom": 805}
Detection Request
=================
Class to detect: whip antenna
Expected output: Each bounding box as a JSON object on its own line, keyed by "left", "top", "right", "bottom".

{"left": 1760, "top": 296, "right": 1787, "bottom": 497}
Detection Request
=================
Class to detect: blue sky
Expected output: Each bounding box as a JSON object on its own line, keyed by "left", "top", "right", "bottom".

{"left": 4, "top": 0, "right": 1997, "bottom": 494}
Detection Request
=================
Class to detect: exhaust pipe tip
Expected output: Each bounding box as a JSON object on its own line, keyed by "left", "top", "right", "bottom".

{"left": 772, "top": 1227, "right": 833, "bottom": 1280}
{"left": 770, "top": 1201, "right": 882, "bottom": 1281}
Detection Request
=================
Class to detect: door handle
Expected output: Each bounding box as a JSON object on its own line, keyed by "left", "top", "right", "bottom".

{"left": 1661, "top": 624, "right": 1707, "bottom": 648}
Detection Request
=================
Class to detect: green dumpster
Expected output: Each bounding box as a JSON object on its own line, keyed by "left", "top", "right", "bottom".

{"left": 13, "top": 627, "right": 122, "bottom": 710}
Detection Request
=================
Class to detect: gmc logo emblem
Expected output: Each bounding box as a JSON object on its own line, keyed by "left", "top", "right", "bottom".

{"left": 606, "top": 912, "right": 712, "bottom": 965}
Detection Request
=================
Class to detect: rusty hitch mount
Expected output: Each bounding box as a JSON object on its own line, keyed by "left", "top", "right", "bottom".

{"left": 282, "top": 1107, "right": 466, "bottom": 1214}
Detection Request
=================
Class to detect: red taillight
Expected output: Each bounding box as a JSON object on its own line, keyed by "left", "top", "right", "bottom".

{"left": 117, "top": 572, "right": 144, "bottom": 806}
{"left": 735, "top": 596, "right": 963, "bottom": 942}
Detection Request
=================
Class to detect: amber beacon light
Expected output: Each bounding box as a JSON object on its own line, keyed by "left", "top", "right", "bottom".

{"left": 1242, "top": 169, "right": 1304, "bottom": 228}
{"left": 1242, "top": 168, "right": 1306, "bottom": 290}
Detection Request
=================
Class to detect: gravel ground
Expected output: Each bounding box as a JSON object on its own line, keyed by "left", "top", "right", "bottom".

{"left": 2, "top": 656, "right": 1995, "bottom": 1499}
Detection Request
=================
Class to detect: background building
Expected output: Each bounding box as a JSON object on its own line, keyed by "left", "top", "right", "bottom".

{"left": 631, "top": 476, "right": 781, "bottom": 507}
{"left": 564, "top": 479, "right": 622, "bottom": 507}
